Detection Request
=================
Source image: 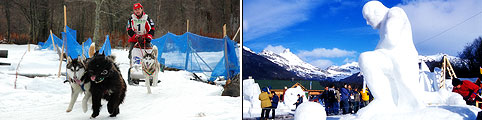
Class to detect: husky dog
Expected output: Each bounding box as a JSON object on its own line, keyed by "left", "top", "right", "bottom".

{"left": 141, "top": 46, "right": 160, "bottom": 94}
{"left": 85, "top": 52, "right": 126, "bottom": 118}
{"left": 66, "top": 56, "right": 91, "bottom": 113}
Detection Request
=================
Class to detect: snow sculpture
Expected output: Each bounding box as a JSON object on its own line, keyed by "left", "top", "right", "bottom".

{"left": 283, "top": 87, "right": 308, "bottom": 110}
{"left": 294, "top": 102, "right": 326, "bottom": 120}
{"left": 357, "top": 1, "right": 425, "bottom": 117}
{"left": 242, "top": 78, "right": 261, "bottom": 118}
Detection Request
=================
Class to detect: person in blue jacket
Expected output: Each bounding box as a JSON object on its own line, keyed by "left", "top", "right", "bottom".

{"left": 294, "top": 94, "right": 303, "bottom": 109}
{"left": 340, "top": 83, "right": 351, "bottom": 114}
{"left": 270, "top": 91, "right": 279, "bottom": 119}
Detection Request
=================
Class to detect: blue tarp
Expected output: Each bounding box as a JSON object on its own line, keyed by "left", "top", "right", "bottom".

{"left": 66, "top": 26, "right": 77, "bottom": 41}
{"left": 151, "top": 32, "right": 239, "bottom": 81}
{"left": 40, "top": 33, "right": 63, "bottom": 50}
{"left": 209, "top": 37, "right": 240, "bottom": 81}
{"left": 40, "top": 27, "right": 239, "bottom": 81}
{"left": 83, "top": 38, "right": 92, "bottom": 58}
{"left": 62, "top": 31, "right": 82, "bottom": 59}
{"left": 99, "top": 35, "right": 111, "bottom": 56}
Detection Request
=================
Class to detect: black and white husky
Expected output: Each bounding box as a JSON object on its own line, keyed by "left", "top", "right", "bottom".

{"left": 142, "top": 46, "right": 160, "bottom": 94}
{"left": 65, "top": 56, "right": 91, "bottom": 113}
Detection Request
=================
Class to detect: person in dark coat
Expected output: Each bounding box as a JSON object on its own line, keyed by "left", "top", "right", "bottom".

{"left": 270, "top": 91, "right": 279, "bottom": 119}
{"left": 294, "top": 94, "right": 304, "bottom": 109}
{"left": 340, "top": 83, "right": 350, "bottom": 114}
{"left": 325, "top": 85, "right": 337, "bottom": 115}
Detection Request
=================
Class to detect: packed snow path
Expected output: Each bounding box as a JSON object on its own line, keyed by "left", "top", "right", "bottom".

{"left": 0, "top": 44, "right": 240, "bottom": 119}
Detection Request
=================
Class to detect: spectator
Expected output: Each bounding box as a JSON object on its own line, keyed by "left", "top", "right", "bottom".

{"left": 259, "top": 87, "right": 272, "bottom": 120}
{"left": 335, "top": 87, "right": 341, "bottom": 115}
{"left": 360, "top": 87, "right": 370, "bottom": 108}
{"left": 270, "top": 91, "right": 279, "bottom": 119}
{"left": 452, "top": 78, "right": 481, "bottom": 106}
{"left": 340, "top": 83, "right": 350, "bottom": 114}
{"left": 353, "top": 88, "right": 361, "bottom": 113}
{"left": 325, "top": 85, "right": 336, "bottom": 115}
{"left": 348, "top": 85, "right": 355, "bottom": 113}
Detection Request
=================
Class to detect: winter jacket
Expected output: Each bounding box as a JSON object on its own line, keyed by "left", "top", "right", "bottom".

{"left": 325, "top": 88, "right": 337, "bottom": 103}
{"left": 259, "top": 92, "right": 272, "bottom": 108}
{"left": 453, "top": 80, "right": 479, "bottom": 101}
{"left": 296, "top": 96, "right": 303, "bottom": 105}
{"left": 354, "top": 91, "right": 361, "bottom": 102}
{"left": 361, "top": 89, "right": 369, "bottom": 102}
{"left": 340, "top": 88, "right": 350, "bottom": 100}
{"left": 336, "top": 90, "right": 341, "bottom": 102}
{"left": 271, "top": 94, "right": 279, "bottom": 108}
{"left": 127, "top": 12, "right": 155, "bottom": 43}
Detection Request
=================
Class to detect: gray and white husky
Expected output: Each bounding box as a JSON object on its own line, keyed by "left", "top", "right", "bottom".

{"left": 142, "top": 46, "right": 160, "bottom": 94}
{"left": 65, "top": 56, "right": 91, "bottom": 113}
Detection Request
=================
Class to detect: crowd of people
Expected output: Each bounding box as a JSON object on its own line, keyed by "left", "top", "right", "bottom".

{"left": 316, "top": 83, "right": 372, "bottom": 116}
{"left": 257, "top": 83, "right": 372, "bottom": 119}
{"left": 255, "top": 76, "right": 482, "bottom": 119}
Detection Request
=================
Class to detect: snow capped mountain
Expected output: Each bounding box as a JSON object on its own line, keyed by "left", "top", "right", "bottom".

{"left": 259, "top": 49, "right": 329, "bottom": 80}
{"left": 256, "top": 48, "right": 360, "bottom": 80}
{"left": 325, "top": 62, "right": 360, "bottom": 80}
{"left": 418, "top": 53, "right": 468, "bottom": 68}
{"left": 243, "top": 46, "right": 256, "bottom": 54}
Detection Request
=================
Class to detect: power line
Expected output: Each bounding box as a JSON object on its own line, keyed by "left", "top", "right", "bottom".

{"left": 415, "top": 10, "right": 482, "bottom": 45}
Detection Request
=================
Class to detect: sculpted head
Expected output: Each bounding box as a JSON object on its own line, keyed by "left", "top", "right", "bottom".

{"left": 362, "top": 1, "right": 389, "bottom": 29}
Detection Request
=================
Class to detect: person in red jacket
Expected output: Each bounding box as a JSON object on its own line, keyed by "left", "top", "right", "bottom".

{"left": 126, "top": 3, "right": 155, "bottom": 59}
{"left": 452, "top": 78, "right": 481, "bottom": 105}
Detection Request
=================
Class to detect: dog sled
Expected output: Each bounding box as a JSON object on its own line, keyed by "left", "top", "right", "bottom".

{"left": 127, "top": 39, "right": 163, "bottom": 86}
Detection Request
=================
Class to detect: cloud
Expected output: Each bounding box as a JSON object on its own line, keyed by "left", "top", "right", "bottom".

{"left": 297, "top": 48, "right": 356, "bottom": 59}
{"left": 243, "top": 0, "right": 324, "bottom": 41}
{"left": 310, "top": 59, "right": 334, "bottom": 69}
{"left": 263, "top": 45, "right": 287, "bottom": 54}
{"left": 397, "top": 0, "right": 482, "bottom": 55}
{"left": 343, "top": 58, "right": 356, "bottom": 63}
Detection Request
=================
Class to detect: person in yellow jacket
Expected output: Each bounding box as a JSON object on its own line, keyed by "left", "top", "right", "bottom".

{"left": 259, "top": 87, "right": 272, "bottom": 120}
{"left": 360, "top": 88, "right": 370, "bottom": 108}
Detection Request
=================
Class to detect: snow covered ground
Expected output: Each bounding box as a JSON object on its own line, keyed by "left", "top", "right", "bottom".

{"left": 0, "top": 44, "right": 240, "bottom": 119}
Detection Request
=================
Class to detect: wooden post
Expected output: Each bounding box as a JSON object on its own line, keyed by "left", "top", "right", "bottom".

{"left": 223, "top": 24, "right": 231, "bottom": 83}
{"left": 64, "top": 5, "right": 67, "bottom": 32}
{"left": 81, "top": 42, "right": 84, "bottom": 59}
{"left": 28, "top": 41, "right": 30, "bottom": 52}
{"left": 58, "top": 44, "right": 65, "bottom": 78}
{"left": 223, "top": 24, "right": 227, "bottom": 37}
{"left": 233, "top": 26, "right": 240, "bottom": 40}
{"left": 184, "top": 19, "right": 190, "bottom": 70}
{"left": 50, "top": 30, "right": 56, "bottom": 51}
{"left": 58, "top": 5, "right": 67, "bottom": 78}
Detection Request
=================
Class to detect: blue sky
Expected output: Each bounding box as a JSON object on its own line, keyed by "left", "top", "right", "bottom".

{"left": 243, "top": 0, "right": 482, "bottom": 69}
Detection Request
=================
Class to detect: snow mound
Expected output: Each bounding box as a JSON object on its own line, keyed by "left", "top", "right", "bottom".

{"left": 294, "top": 102, "right": 326, "bottom": 120}
{"left": 283, "top": 87, "right": 307, "bottom": 110}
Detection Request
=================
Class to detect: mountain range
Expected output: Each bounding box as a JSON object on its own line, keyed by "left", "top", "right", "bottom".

{"left": 242, "top": 46, "right": 359, "bottom": 81}
{"left": 242, "top": 46, "right": 473, "bottom": 84}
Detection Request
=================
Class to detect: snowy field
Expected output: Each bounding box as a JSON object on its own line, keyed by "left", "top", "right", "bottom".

{"left": 0, "top": 44, "right": 240, "bottom": 119}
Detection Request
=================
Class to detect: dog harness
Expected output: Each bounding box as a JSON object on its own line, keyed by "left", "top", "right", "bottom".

{"left": 142, "top": 63, "right": 156, "bottom": 76}
{"left": 69, "top": 77, "right": 86, "bottom": 91}
{"left": 135, "top": 43, "right": 156, "bottom": 76}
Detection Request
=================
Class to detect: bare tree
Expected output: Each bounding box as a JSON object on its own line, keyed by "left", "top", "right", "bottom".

{"left": 2, "top": 0, "right": 11, "bottom": 43}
